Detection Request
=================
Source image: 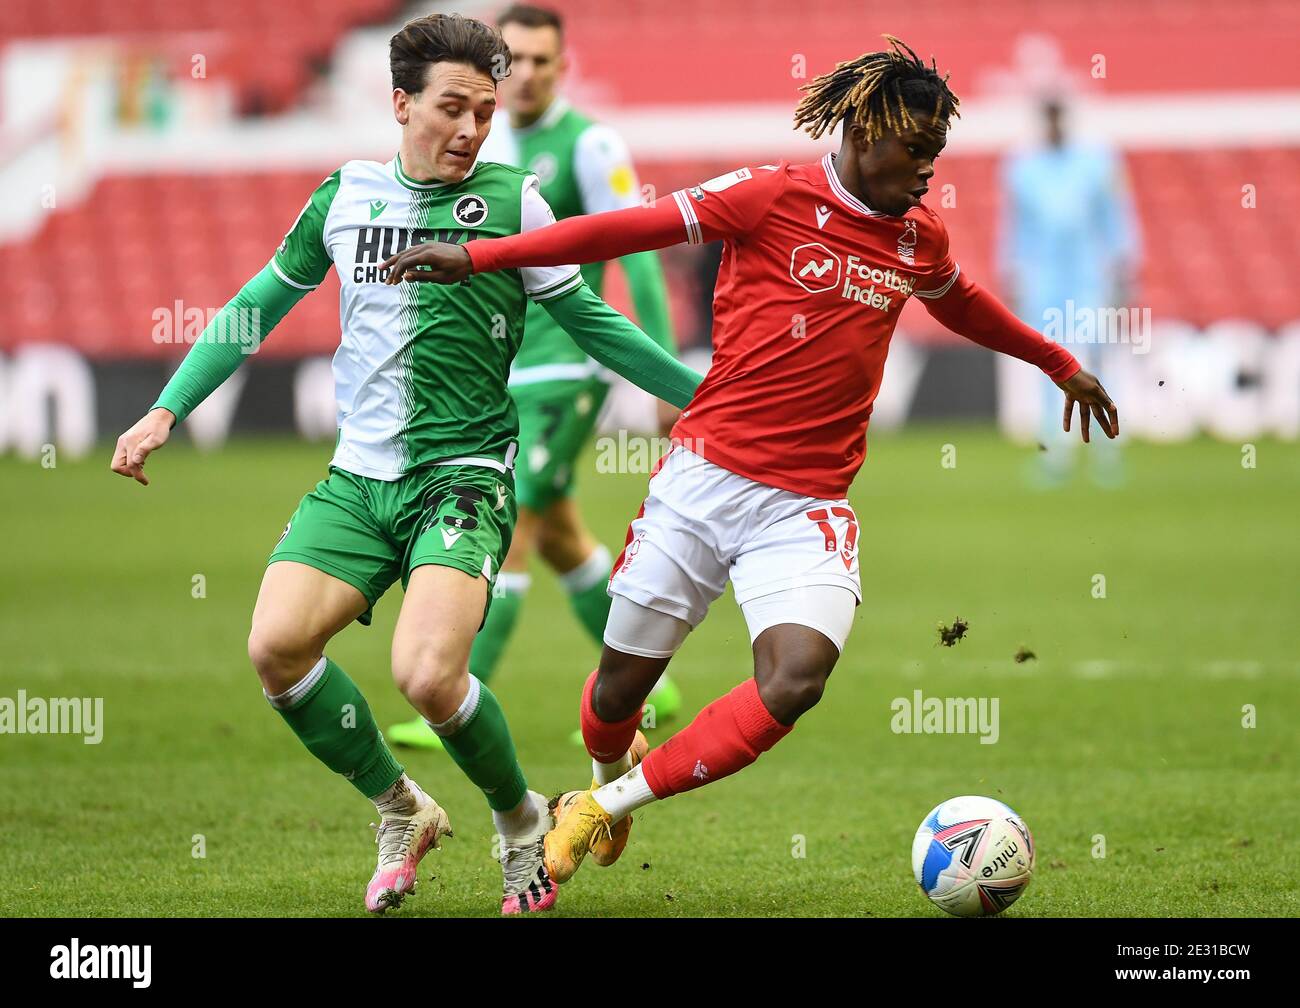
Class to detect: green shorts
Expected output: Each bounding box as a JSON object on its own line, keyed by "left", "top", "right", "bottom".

{"left": 270, "top": 463, "right": 516, "bottom": 626}
{"left": 512, "top": 377, "right": 609, "bottom": 513}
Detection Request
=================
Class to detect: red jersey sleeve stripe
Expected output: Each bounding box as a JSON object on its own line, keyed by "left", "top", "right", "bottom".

{"left": 672, "top": 190, "right": 703, "bottom": 245}
{"left": 914, "top": 263, "right": 962, "bottom": 299}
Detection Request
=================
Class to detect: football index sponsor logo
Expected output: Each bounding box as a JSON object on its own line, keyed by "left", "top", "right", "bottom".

{"left": 842, "top": 254, "right": 915, "bottom": 309}
{"left": 50, "top": 939, "right": 151, "bottom": 988}
{"left": 790, "top": 242, "right": 841, "bottom": 293}
{"left": 789, "top": 245, "right": 915, "bottom": 310}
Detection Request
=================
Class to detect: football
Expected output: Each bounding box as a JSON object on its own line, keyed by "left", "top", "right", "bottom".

{"left": 911, "top": 796, "right": 1036, "bottom": 917}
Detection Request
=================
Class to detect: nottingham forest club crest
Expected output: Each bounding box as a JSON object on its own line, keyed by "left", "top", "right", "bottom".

{"left": 453, "top": 194, "right": 489, "bottom": 227}
{"left": 897, "top": 219, "right": 918, "bottom": 265}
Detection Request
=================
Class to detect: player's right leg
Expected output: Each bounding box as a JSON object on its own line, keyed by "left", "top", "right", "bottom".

{"left": 254, "top": 473, "right": 451, "bottom": 913}
{"left": 539, "top": 495, "right": 683, "bottom": 727}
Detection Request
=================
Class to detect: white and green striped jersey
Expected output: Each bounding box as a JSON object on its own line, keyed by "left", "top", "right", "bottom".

{"left": 272, "top": 155, "right": 581, "bottom": 481}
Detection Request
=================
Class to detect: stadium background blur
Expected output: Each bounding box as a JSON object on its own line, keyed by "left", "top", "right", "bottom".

{"left": 4, "top": 0, "right": 1300, "bottom": 449}
{"left": 1, "top": 1, "right": 1297, "bottom": 917}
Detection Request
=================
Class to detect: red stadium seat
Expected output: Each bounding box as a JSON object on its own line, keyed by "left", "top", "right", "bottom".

{"left": 2, "top": 146, "right": 1295, "bottom": 357}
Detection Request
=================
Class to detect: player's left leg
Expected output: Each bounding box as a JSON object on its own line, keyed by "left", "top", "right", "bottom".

{"left": 385, "top": 507, "right": 539, "bottom": 751}
{"left": 389, "top": 466, "right": 555, "bottom": 915}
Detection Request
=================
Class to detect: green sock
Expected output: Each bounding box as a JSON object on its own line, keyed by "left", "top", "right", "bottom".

{"left": 268, "top": 656, "right": 403, "bottom": 800}
{"left": 467, "top": 573, "right": 530, "bottom": 685}
{"left": 434, "top": 676, "right": 528, "bottom": 813}
{"left": 562, "top": 545, "right": 613, "bottom": 644}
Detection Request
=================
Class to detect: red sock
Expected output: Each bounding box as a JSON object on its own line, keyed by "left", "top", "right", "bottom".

{"left": 641, "top": 679, "right": 792, "bottom": 799}
{"left": 580, "top": 669, "right": 642, "bottom": 763}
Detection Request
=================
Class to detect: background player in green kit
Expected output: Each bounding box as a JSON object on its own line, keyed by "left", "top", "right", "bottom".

{"left": 388, "top": 4, "right": 682, "bottom": 752}
{"left": 109, "top": 13, "right": 699, "bottom": 917}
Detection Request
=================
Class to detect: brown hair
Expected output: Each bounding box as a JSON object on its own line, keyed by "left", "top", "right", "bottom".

{"left": 497, "top": 3, "right": 564, "bottom": 38}
{"left": 390, "top": 13, "right": 512, "bottom": 93}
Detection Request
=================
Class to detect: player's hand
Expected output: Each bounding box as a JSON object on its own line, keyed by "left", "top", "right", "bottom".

{"left": 381, "top": 243, "right": 472, "bottom": 285}
{"left": 111, "top": 408, "right": 175, "bottom": 486}
{"left": 1057, "top": 369, "right": 1118, "bottom": 444}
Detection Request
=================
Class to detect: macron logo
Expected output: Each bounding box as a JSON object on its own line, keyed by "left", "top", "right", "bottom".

{"left": 815, "top": 204, "right": 832, "bottom": 229}
{"left": 441, "top": 527, "right": 463, "bottom": 550}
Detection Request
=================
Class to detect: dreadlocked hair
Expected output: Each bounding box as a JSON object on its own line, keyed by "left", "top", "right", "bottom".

{"left": 793, "top": 35, "right": 960, "bottom": 142}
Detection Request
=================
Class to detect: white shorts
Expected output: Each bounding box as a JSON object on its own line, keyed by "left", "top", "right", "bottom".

{"left": 609, "top": 448, "right": 862, "bottom": 634}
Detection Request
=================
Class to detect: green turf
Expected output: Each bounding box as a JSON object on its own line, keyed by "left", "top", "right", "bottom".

{"left": 1, "top": 428, "right": 1296, "bottom": 917}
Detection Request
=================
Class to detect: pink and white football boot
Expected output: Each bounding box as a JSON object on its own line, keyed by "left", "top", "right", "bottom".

{"left": 499, "top": 790, "right": 558, "bottom": 916}
{"left": 365, "top": 776, "right": 453, "bottom": 913}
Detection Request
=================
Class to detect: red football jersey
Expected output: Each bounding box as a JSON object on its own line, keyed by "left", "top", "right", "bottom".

{"left": 667, "top": 154, "right": 959, "bottom": 499}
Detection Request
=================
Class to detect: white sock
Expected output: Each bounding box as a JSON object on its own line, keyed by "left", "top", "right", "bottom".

{"left": 493, "top": 791, "right": 544, "bottom": 844}
{"left": 592, "top": 751, "right": 632, "bottom": 786}
{"left": 428, "top": 675, "right": 482, "bottom": 737}
{"left": 494, "top": 571, "right": 532, "bottom": 599}
{"left": 374, "top": 773, "right": 429, "bottom": 815}
{"left": 559, "top": 544, "right": 612, "bottom": 594}
{"left": 592, "top": 765, "right": 657, "bottom": 821}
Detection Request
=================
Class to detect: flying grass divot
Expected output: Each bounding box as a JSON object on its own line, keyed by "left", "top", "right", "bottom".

{"left": 936, "top": 617, "right": 970, "bottom": 647}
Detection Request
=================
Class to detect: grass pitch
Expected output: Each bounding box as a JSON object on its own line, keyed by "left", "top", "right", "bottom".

{"left": 1, "top": 427, "right": 1296, "bottom": 917}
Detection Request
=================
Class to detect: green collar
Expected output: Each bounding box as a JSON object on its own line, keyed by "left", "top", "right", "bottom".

{"left": 392, "top": 152, "right": 479, "bottom": 191}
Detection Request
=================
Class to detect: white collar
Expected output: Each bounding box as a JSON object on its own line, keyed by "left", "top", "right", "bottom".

{"left": 822, "top": 152, "right": 887, "bottom": 217}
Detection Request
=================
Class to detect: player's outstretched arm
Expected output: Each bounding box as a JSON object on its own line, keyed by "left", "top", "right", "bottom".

{"left": 921, "top": 270, "right": 1118, "bottom": 443}
{"left": 109, "top": 263, "right": 308, "bottom": 486}
{"left": 537, "top": 279, "right": 702, "bottom": 410}
{"left": 381, "top": 198, "right": 689, "bottom": 284}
